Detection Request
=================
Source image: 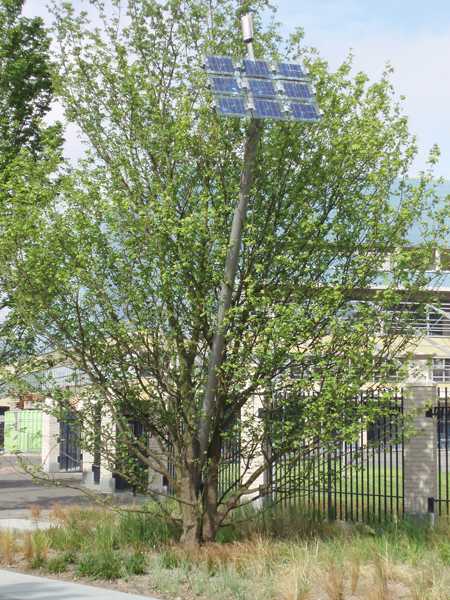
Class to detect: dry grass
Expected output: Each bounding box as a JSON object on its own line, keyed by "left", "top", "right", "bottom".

{"left": 29, "top": 504, "right": 42, "bottom": 523}
{"left": 350, "top": 554, "right": 361, "bottom": 594}
{"left": 277, "top": 565, "right": 311, "bottom": 600}
{"left": 0, "top": 530, "right": 18, "bottom": 565}
{"left": 22, "top": 532, "right": 34, "bottom": 562}
{"left": 368, "top": 553, "right": 393, "bottom": 600}
{"left": 49, "top": 502, "right": 68, "bottom": 524}
{"left": 1, "top": 507, "right": 450, "bottom": 600}
{"left": 324, "top": 562, "right": 345, "bottom": 600}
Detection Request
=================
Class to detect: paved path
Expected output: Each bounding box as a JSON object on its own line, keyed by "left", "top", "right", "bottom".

{"left": 0, "top": 570, "right": 158, "bottom": 599}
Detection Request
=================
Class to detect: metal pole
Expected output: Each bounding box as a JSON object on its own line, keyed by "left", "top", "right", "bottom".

{"left": 199, "top": 10, "right": 261, "bottom": 459}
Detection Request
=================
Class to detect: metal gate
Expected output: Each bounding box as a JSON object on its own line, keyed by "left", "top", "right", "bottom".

{"left": 437, "top": 389, "right": 450, "bottom": 515}
{"left": 58, "top": 415, "right": 82, "bottom": 472}
{"left": 270, "top": 391, "right": 405, "bottom": 522}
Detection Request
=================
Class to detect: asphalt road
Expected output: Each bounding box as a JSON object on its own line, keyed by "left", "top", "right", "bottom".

{"left": 0, "top": 570, "right": 158, "bottom": 600}
{"left": 0, "top": 454, "right": 89, "bottom": 519}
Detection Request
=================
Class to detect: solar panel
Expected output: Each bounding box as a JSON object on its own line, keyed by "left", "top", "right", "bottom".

{"left": 205, "top": 56, "right": 235, "bottom": 75}
{"left": 243, "top": 59, "right": 272, "bottom": 78}
{"left": 247, "top": 78, "right": 277, "bottom": 98}
{"left": 216, "top": 96, "right": 247, "bottom": 117}
{"left": 281, "top": 81, "right": 312, "bottom": 100}
{"left": 253, "top": 99, "right": 284, "bottom": 119}
{"left": 290, "top": 102, "right": 320, "bottom": 121}
{"left": 277, "top": 62, "right": 305, "bottom": 79}
{"left": 210, "top": 76, "right": 240, "bottom": 95}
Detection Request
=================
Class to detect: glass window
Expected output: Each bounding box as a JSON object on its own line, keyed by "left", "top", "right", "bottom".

{"left": 438, "top": 421, "right": 450, "bottom": 447}
{"left": 432, "top": 358, "right": 450, "bottom": 383}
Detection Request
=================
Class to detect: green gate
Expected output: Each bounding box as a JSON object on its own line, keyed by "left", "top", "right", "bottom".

{"left": 4, "top": 410, "right": 42, "bottom": 453}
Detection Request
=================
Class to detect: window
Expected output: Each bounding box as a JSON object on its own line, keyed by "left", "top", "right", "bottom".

{"left": 438, "top": 420, "right": 450, "bottom": 447}
{"left": 432, "top": 358, "right": 450, "bottom": 383}
{"left": 390, "top": 303, "right": 450, "bottom": 337}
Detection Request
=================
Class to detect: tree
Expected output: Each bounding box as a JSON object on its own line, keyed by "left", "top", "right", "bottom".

{"left": 0, "top": 0, "right": 448, "bottom": 544}
{"left": 0, "top": 0, "right": 62, "bottom": 364}
{"left": 0, "top": 0, "right": 56, "bottom": 164}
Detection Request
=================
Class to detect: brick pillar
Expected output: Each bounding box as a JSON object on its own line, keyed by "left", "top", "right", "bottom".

{"left": 403, "top": 385, "right": 437, "bottom": 522}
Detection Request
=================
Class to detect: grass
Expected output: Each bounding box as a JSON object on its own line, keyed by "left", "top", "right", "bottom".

{"left": 274, "top": 463, "right": 450, "bottom": 522}
{"left": 0, "top": 503, "right": 449, "bottom": 599}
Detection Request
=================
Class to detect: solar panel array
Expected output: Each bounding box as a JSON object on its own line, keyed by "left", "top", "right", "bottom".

{"left": 205, "top": 56, "right": 321, "bottom": 122}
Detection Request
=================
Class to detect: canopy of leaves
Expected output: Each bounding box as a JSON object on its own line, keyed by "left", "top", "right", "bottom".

{"left": 0, "top": 0, "right": 55, "bottom": 163}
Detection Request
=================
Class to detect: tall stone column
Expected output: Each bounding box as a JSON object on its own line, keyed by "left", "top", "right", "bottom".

{"left": 147, "top": 434, "right": 166, "bottom": 496}
{"left": 403, "top": 385, "right": 437, "bottom": 522}
{"left": 97, "top": 408, "right": 116, "bottom": 493}
{"left": 41, "top": 409, "right": 60, "bottom": 473}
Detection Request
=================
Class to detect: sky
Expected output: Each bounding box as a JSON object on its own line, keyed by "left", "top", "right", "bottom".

{"left": 23, "top": 0, "right": 450, "bottom": 179}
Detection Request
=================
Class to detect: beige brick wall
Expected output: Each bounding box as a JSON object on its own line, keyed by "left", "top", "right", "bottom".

{"left": 403, "top": 385, "right": 438, "bottom": 515}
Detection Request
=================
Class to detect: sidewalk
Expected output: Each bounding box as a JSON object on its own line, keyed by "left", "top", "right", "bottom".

{"left": 0, "top": 570, "right": 159, "bottom": 600}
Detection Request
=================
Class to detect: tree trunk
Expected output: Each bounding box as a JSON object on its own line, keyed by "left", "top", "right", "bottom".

{"left": 202, "top": 431, "right": 221, "bottom": 542}
{"left": 179, "top": 470, "right": 202, "bottom": 546}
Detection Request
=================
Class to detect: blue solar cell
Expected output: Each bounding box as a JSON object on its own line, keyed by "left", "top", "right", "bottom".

{"left": 216, "top": 96, "right": 247, "bottom": 117}
{"left": 247, "top": 78, "right": 276, "bottom": 98}
{"left": 205, "top": 56, "right": 235, "bottom": 74}
{"left": 290, "top": 102, "right": 320, "bottom": 121}
{"left": 243, "top": 59, "right": 271, "bottom": 78}
{"left": 253, "top": 99, "right": 284, "bottom": 119}
{"left": 210, "top": 76, "right": 240, "bottom": 94}
{"left": 277, "top": 62, "right": 305, "bottom": 79}
{"left": 282, "top": 81, "right": 312, "bottom": 99}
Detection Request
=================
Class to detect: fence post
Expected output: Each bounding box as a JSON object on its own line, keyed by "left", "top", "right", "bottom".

{"left": 403, "top": 385, "right": 437, "bottom": 524}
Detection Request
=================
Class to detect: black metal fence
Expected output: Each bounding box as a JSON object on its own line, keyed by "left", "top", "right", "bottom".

{"left": 270, "top": 391, "right": 405, "bottom": 522}
{"left": 437, "top": 388, "right": 450, "bottom": 516}
{"left": 58, "top": 415, "right": 82, "bottom": 472}
{"left": 218, "top": 433, "right": 241, "bottom": 499}
{"left": 161, "top": 387, "right": 450, "bottom": 522}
